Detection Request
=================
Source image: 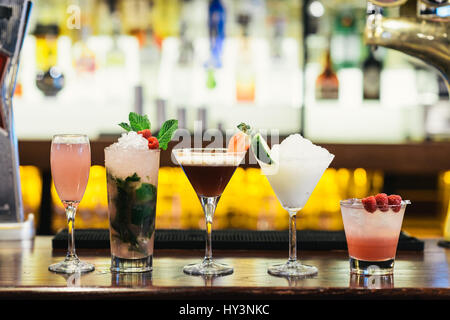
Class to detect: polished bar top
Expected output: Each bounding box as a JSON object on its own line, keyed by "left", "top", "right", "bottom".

{"left": 0, "top": 237, "right": 449, "bottom": 299}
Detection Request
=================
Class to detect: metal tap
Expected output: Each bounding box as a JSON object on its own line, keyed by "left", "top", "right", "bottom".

{"left": 0, "top": 0, "right": 32, "bottom": 223}
{"left": 364, "top": 0, "right": 450, "bottom": 91}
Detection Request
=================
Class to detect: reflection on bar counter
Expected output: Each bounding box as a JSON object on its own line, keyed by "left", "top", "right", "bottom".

{"left": 12, "top": 0, "right": 448, "bottom": 142}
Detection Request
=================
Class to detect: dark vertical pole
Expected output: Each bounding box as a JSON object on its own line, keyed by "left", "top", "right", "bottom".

{"left": 37, "top": 169, "right": 53, "bottom": 235}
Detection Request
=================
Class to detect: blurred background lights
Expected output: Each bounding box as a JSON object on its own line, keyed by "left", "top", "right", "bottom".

{"left": 309, "top": 1, "right": 325, "bottom": 18}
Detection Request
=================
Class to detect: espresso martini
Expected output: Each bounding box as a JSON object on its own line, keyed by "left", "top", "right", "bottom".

{"left": 173, "top": 148, "right": 246, "bottom": 276}
{"left": 181, "top": 164, "right": 237, "bottom": 197}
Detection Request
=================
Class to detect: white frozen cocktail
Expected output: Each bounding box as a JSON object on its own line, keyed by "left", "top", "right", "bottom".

{"left": 252, "top": 133, "right": 334, "bottom": 277}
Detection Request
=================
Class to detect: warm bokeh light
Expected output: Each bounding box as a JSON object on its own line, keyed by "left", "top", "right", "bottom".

{"left": 49, "top": 166, "right": 385, "bottom": 233}
{"left": 19, "top": 166, "right": 42, "bottom": 224}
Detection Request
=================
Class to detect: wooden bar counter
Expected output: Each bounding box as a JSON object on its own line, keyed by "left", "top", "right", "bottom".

{"left": 0, "top": 237, "right": 449, "bottom": 300}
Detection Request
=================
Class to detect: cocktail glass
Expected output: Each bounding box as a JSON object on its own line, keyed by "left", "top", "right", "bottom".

{"left": 340, "top": 198, "right": 410, "bottom": 275}
{"left": 173, "top": 148, "right": 246, "bottom": 276}
{"left": 256, "top": 154, "right": 334, "bottom": 277}
{"left": 105, "top": 145, "right": 160, "bottom": 273}
{"left": 49, "top": 134, "right": 94, "bottom": 273}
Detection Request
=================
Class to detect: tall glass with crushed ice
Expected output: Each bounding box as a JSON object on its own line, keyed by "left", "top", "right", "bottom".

{"left": 105, "top": 132, "right": 160, "bottom": 273}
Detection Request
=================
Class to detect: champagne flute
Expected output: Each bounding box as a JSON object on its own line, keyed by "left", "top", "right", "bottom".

{"left": 49, "top": 134, "right": 94, "bottom": 273}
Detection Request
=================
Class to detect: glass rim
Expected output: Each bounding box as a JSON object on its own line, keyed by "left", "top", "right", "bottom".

{"left": 52, "top": 134, "right": 89, "bottom": 138}
{"left": 104, "top": 145, "right": 161, "bottom": 153}
{"left": 172, "top": 147, "right": 247, "bottom": 156}
{"left": 340, "top": 198, "right": 411, "bottom": 208}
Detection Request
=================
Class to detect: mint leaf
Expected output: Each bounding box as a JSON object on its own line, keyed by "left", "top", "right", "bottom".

{"left": 129, "top": 112, "right": 151, "bottom": 131}
{"left": 119, "top": 122, "right": 132, "bottom": 132}
{"left": 157, "top": 119, "right": 178, "bottom": 150}
{"left": 136, "top": 183, "right": 157, "bottom": 202}
{"left": 237, "top": 123, "right": 251, "bottom": 134}
{"left": 131, "top": 203, "right": 155, "bottom": 226}
{"left": 125, "top": 173, "right": 140, "bottom": 183}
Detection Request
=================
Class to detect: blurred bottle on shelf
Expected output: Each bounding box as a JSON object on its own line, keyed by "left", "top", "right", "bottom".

{"left": 267, "top": 7, "right": 286, "bottom": 60}
{"left": 315, "top": 49, "right": 339, "bottom": 100}
{"left": 34, "top": 24, "right": 64, "bottom": 96}
{"left": 362, "top": 50, "right": 382, "bottom": 100}
{"left": 105, "top": 9, "right": 125, "bottom": 67}
{"left": 437, "top": 75, "right": 449, "bottom": 100}
{"left": 121, "top": 0, "right": 150, "bottom": 46}
{"left": 72, "top": 27, "right": 97, "bottom": 74}
{"left": 151, "top": 0, "right": 180, "bottom": 48}
{"left": 207, "top": 0, "right": 226, "bottom": 69}
{"left": 330, "top": 9, "right": 362, "bottom": 70}
{"left": 235, "top": 12, "right": 256, "bottom": 103}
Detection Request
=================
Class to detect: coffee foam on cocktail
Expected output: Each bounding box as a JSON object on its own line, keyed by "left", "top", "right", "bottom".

{"left": 175, "top": 151, "right": 243, "bottom": 166}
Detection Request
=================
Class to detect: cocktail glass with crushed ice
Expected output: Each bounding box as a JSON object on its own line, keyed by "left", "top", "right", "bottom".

{"left": 105, "top": 132, "right": 160, "bottom": 273}
{"left": 251, "top": 133, "right": 334, "bottom": 277}
{"left": 340, "top": 197, "right": 410, "bottom": 275}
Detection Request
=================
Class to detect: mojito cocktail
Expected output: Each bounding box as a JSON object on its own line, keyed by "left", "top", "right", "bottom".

{"left": 105, "top": 113, "right": 178, "bottom": 273}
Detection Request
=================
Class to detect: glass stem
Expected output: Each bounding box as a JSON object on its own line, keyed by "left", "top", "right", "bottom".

{"left": 65, "top": 204, "right": 78, "bottom": 260}
{"left": 200, "top": 196, "right": 219, "bottom": 264}
{"left": 287, "top": 209, "right": 298, "bottom": 263}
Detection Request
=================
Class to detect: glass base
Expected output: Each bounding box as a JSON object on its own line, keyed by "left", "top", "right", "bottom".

{"left": 48, "top": 256, "right": 95, "bottom": 274}
{"left": 268, "top": 260, "right": 318, "bottom": 278}
{"left": 350, "top": 257, "right": 394, "bottom": 275}
{"left": 111, "top": 255, "right": 153, "bottom": 273}
{"left": 183, "top": 260, "right": 233, "bottom": 276}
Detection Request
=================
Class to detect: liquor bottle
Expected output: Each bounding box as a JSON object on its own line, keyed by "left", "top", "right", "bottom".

{"left": 72, "top": 27, "right": 97, "bottom": 74}
{"left": 105, "top": 11, "right": 125, "bottom": 67}
{"left": 315, "top": 49, "right": 339, "bottom": 100}
{"left": 207, "top": 0, "right": 226, "bottom": 69}
{"left": 178, "top": 0, "right": 195, "bottom": 66}
{"left": 121, "top": 0, "right": 150, "bottom": 47}
{"left": 34, "top": 24, "right": 65, "bottom": 96}
{"left": 266, "top": 0, "right": 287, "bottom": 59}
{"left": 151, "top": 0, "right": 180, "bottom": 48}
{"left": 362, "top": 50, "right": 382, "bottom": 100}
{"left": 330, "top": 10, "right": 362, "bottom": 70}
{"left": 235, "top": 13, "right": 256, "bottom": 103}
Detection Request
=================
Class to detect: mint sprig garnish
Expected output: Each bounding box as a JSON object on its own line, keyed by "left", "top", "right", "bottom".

{"left": 129, "top": 113, "right": 151, "bottom": 131}
{"left": 237, "top": 122, "right": 252, "bottom": 135}
{"left": 118, "top": 112, "right": 177, "bottom": 150}
{"left": 157, "top": 119, "right": 178, "bottom": 150}
{"left": 118, "top": 122, "right": 133, "bottom": 132}
{"left": 118, "top": 112, "right": 151, "bottom": 132}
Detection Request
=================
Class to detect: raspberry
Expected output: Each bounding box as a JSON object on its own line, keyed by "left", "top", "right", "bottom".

{"left": 388, "top": 195, "right": 402, "bottom": 212}
{"left": 375, "top": 193, "right": 389, "bottom": 212}
{"left": 138, "top": 129, "right": 152, "bottom": 139}
{"left": 362, "top": 196, "right": 377, "bottom": 213}
{"left": 147, "top": 136, "right": 159, "bottom": 149}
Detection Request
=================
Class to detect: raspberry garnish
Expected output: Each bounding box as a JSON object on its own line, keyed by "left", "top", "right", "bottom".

{"left": 147, "top": 136, "right": 159, "bottom": 149}
{"left": 388, "top": 195, "right": 402, "bottom": 212}
{"left": 375, "top": 193, "right": 389, "bottom": 212}
{"left": 138, "top": 129, "right": 152, "bottom": 139}
{"left": 362, "top": 196, "right": 377, "bottom": 213}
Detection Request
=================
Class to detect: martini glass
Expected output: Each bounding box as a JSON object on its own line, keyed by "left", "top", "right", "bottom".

{"left": 255, "top": 151, "right": 334, "bottom": 277}
{"left": 173, "top": 148, "right": 246, "bottom": 276}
